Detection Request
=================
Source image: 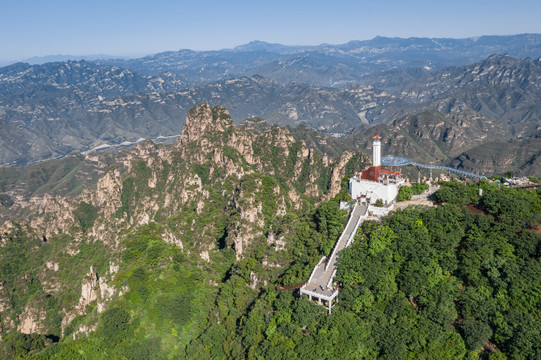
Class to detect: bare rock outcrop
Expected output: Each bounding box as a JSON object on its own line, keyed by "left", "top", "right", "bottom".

{"left": 72, "top": 323, "right": 98, "bottom": 339}
{"left": 75, "top": 263, "right": 121, "bottom": 315}
{"left": 0, "top": 220, "right": 17, "bottom": 247}
{"left": 25, "top": 195, "right": 77, "bottom": 239}
{"left": 326, "top": 151, "right": 356, "bottom": 199}
{"left": 61, "top": 263, "right": 122, "bottom": 336}
{"left": 162, "top": 228, "right": 183, "bottom": 249}
{"left": 92, "top": 167, "right": 123, "bottom": 218}
{"left": 18, "top": 304, "right": 46, "bottom": 334}
{"left": 0, "top": 282, "right": 8, "bottom": 313}
{"left": 179, "top": 104, "right": 234, "bottom": 146}
{"left": 76, "top": 266, "right": 100, "bottom": 312}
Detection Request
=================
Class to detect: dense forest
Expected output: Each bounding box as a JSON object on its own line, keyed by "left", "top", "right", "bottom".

{"left": 1, "top": 178, "right": 540, "bottom": 359}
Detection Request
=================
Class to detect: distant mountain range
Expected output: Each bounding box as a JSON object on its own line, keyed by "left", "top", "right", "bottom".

{"left": 98, "top": 34, "right": 541, "bottom": 87}
{"left": 23, "top": 54, "right": 124, "bottom": 65}
{"left": 0, "top": 35, "right": 540, "bottom": 175}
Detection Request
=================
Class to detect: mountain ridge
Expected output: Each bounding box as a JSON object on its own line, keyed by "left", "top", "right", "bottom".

{"left": 1, "top": 41, "right": 541, "bottom": 176}
{"left": 96, "top": 34, "right": 541, "bottom": 87}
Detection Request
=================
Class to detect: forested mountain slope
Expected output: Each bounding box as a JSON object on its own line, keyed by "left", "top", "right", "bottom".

{"left": 0, "top": 104, "right": 540, "bottom": 359}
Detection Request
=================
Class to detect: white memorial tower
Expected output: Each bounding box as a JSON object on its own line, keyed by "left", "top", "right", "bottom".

{"left": 372, "top": 135, "right": 381, "bottom": 167}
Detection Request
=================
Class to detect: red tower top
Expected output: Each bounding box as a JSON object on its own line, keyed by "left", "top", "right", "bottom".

{"left": 373, "top": 135, "right": 382, "bottom": 140}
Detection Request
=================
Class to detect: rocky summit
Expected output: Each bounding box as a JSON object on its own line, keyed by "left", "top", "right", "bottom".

{"left": 0, "top": 104, "right": 367, "bottom": 349}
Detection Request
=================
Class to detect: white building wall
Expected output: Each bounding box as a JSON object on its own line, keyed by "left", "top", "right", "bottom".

{"left": 368, "top": 204, "right": 394, "bottom": 216}
{"left": 349, "top": 178, "right": 400, "bottom": 205}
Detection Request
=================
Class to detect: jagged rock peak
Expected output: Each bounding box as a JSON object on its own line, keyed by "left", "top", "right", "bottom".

{"left": 179, "top": 104, "right": 235, "bottom": 145}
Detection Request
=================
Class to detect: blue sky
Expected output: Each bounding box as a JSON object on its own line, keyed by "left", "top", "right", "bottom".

{"left": 1, "top": 0, "right": 540, "bottom": 62}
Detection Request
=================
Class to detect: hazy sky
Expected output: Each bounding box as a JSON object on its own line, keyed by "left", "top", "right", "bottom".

{"left": 1, "top": 0, "right": 540, "bottom": 62}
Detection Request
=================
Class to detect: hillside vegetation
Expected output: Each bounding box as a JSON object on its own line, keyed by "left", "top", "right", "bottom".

{"left": 0, "top": 105, "right": 540, "bottom": 359}
{"left": 1, "top": 179, "right": 540, "bottom": 358}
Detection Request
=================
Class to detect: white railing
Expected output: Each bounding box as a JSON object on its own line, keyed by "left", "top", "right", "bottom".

{"left": 307, "top": 256, "right": 326, "bottom": 283}
{"left": 324, "top": 203, "right": 357, "bottom": 271}
{"left": 326, "top": 269, "right": 337, "bottom": 289}
{"left": 301, "top": 288, "right": 339, "bottom": 302}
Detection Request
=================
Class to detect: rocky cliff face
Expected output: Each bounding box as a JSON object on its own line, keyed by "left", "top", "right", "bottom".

{"left": 0, "top": 104, "right": 366, "bottom": 340}
{"left": 326, "top": 151, "right": 356, "bottom": 200}
{"left": 2, "top": 104, "right": 351, "bottom": 248}
{"left": 92, "top": 167, "right": 123, "bottom": 218}
{"left": 172, "top": 104, "right": 359, "bottom": 257}
{"left": 17, "top": 304, "right": 46, "bottom": 335}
